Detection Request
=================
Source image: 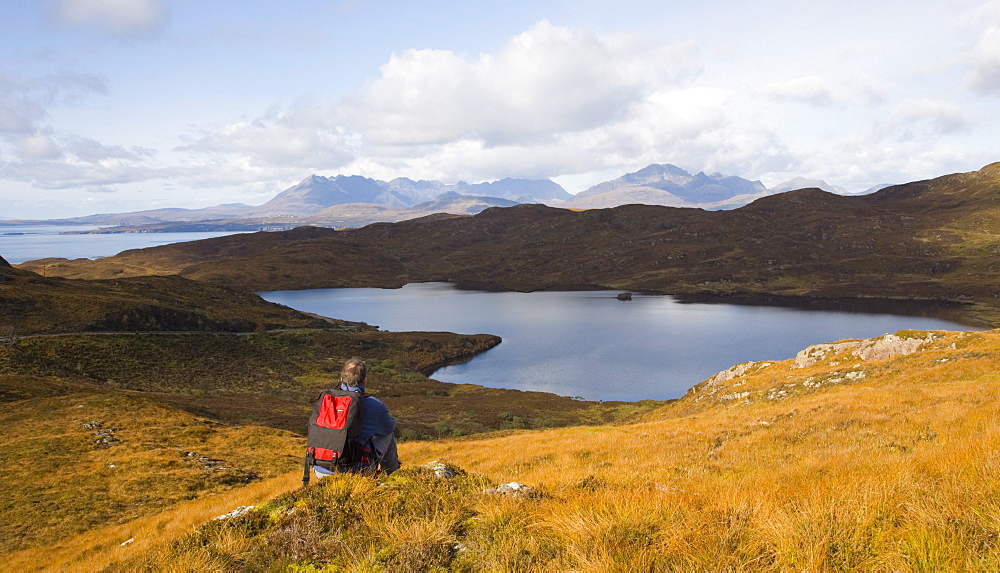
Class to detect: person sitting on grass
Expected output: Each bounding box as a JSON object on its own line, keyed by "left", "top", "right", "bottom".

{"left": 313, "top": 358, "right": 400, "bottom": 479}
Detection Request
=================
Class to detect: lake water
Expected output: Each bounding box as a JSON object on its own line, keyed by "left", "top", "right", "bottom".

{"left": 260, "top": 283, "right": 985, "bottom": 402}
{"left": 3, "top": 227, "right": 985, "bottom": 401}
{"left": 0, "top": 225, "right": 247, "bottom": 264}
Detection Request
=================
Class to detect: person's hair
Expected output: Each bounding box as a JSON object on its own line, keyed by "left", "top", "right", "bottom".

{"left": 340, "top": 358, "right": 367, "bottom": 388}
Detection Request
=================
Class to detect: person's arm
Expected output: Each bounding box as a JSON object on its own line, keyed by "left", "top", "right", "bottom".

{"left": 362, "top": 398, "right": 400, "bottom": 472}
{"left": 362, "top": 396, "right": 395, "bottom": 438}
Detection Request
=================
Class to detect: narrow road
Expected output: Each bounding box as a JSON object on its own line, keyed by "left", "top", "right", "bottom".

{"left": 1, "top": 325, "right": 359, "bottom": 343}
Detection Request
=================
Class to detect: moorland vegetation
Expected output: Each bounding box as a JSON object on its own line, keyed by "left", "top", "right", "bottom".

{"left": 11, "top": 328, "right": 1000, "bottom": 571}
{"left": 3, "top": 163, "right": 1000, "bottom": 570}
{"left": 0, "top": 256, "right": 656, "bottom": 568}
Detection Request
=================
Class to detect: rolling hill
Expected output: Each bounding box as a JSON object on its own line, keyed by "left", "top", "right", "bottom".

{"left": 0, "top": 253, "right": 332, "bottom": 335}
{"left": 11, "top": 326, "right": 1000, "bottom": 570}
{"left": 20, "top": 162, "right": 1000, "bottom": 325}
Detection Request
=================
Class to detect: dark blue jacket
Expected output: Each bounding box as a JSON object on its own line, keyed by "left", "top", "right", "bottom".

{"left": 358, "top": 395, "right": 399, "bottom": 472}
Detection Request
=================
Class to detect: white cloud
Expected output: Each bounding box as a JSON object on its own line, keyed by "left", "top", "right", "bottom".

{"left": 0, "top": 71, "right": 156, "bottom": 189}
{"left": 346, "top": 21, "right": 694, "bottom": 147}
{"left": 841, "top": 144, "right": 980, "bottom": 189}
{"left": 180, "top": 21, "right": 704, "bottom": 183}
{"left": 49, "top": 0, "right": 167, "bottom": 38}
{"left": 967, "top": 25, "right": 1000, "bottom": 95}
{"left": 173, "top": 19, "right": 800, "bottom": 190}
{"left": 3, "top": 156, "right": 158, "bottom": 189}
{"left": 326, "top": 85, "right": 793, "bottom": 187}
{"left": 0, "top": 94, "right": 47, "bottom": 134}
{"left": 0, "top": 72, "right": 107, "bottom": 136}
{"left": 64, "top": 136, "right": 154, "bottom": 163}
{"left": 846, "top": 75, "right": 891, "bottom": 106}
{"left": 761, "top": 74, "right": 892, "bottom": 108}
{"left": 10, "top": 129, "right": 62, "bottom": 160}
{"left": 886, "top": 98, "right": 973, "bottom": 138}
{"left": 632, "top": 88, "right": 730, "bottom": 141}
{"left": 178, "top": 101, "right": 355, "bottom": 171}
{"left": 763, "top": 76, "right": 834, "bottom": 106}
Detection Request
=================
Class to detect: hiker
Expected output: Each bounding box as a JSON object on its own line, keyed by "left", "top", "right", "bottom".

{"left": 309, "top": 358, "right": 400, "bottom": 481}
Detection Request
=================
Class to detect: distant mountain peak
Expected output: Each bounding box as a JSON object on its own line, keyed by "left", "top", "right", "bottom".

{"left": 571, "top": 163, "right": 767, "bottom": 207}
{"left": 635, "top": 163, "right": 690, "bottom": 177}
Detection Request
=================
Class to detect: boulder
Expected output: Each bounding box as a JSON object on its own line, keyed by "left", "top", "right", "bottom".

{"left": 484, "top": 481, "right": 544, "bottom": 499}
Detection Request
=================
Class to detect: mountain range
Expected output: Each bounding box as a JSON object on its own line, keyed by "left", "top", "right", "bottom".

{"left": 243, "top": 174, "right": 571, "bottom": 215}
{"left": 1, "top": 165, "right": 854, "bottom": 231}
{"left": 562, "top": 164, "right": 770, "bottom": 209}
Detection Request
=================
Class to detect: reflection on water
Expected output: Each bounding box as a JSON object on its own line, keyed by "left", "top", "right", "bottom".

{"left": 672, "top": 293, "right": 985, "bottom": 328}
{"left": 261, "top": 283, "right": 985, "bottom": 402}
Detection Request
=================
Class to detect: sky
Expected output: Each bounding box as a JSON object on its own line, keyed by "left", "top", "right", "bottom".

{"left": 1, "top": 0, "right": 999, "bottom": 219}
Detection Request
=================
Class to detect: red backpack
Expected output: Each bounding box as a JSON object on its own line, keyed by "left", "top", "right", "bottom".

{"left": 302, "top": 388, "right": 366, "bottom": 485}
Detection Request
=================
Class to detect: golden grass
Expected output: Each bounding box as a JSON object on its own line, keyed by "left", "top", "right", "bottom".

{"left": 14, "top": 328, "right": 1000, "bottom": 570}
{"left": 390, "top": 329, "right": 1000, "bottom": 570}
{"left": 0, "top": 390, "right": 304, "bottom": 560}
{"left": 3, "top": 470, "right": 302, "bottom": 572}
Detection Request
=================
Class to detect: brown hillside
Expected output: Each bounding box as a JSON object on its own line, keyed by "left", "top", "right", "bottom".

{"left": 0, "top": 263, "right": 337, "bottom": 335}
{"left": 16, "top": 162, "right": 1000, "bottom": 324}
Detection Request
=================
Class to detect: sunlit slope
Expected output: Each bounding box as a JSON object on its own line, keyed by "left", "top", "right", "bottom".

{"left": 105, "top": 328, "right": 1000, "bottom": 571}
{"left": 404, "top": 329, "right": 1000, "bottom": 486}
{"left": 0, "top": 326, "right": 653, "bottom": 570}
{"left": 0, "top": 390, "right": 304, "bottom": 557}
{"left": 401, "top": 328, "right": 1000, "bottom": 569}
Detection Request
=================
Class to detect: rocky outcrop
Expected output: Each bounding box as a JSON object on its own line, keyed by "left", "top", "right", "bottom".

{"left": 420, "top": 461, "right": 544, "bottom": 499}
{"left": 701, "top": 361, "right": 773, "bottom": 388}
{"left": 684, "top": 331, "right": 947, "bottom": 408}
{"left": 793, "top": 333, "right": 937, "bottom": 368}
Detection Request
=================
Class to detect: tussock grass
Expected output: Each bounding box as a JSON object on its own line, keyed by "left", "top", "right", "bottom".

{"left": 0, "top": 325, "right": 659, "bottom": 568}
{"left": 97, "top": 328, "right": 1000, "bottom": 570}
{"left": 3, "top": 468, "right": 304, "bottom": 572}
{"left": 0, "top": 390, "right": 304, "bottom": 560}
